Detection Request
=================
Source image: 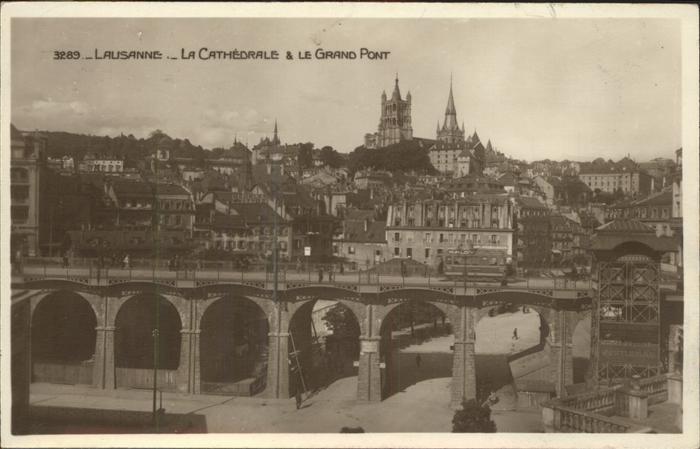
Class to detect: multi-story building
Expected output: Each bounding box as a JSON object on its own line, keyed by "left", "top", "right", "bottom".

{"left": 606, "top": 188, "right": 675, "bottom": 238}
{"left": 364, "top": 76, "right": 413, "bottom": 149}
{"left": 333, "top": 209, "right": 388, "bottom": 269}
{"left": 385, "top": 197, "right": 515, "bottom": 268}
{"left": 79, "top": 153, "right": 124, "bottom": 173}
{"left": 105, "top": 180, "right": 194, "bottom": 234}
{"left": 514, "top": 197, "right": 551, "bottom": 267}
{"left": 578, "top": 169, "right": 652, "bottom": 196}
{"left": 10, "top": 125, "right": 47, "bottom": 257}
{"left": 550, "top": 214, "right": 585, "bottom": 265}
{"left": 199, "top": 200, "right": 292, "bottom": 261}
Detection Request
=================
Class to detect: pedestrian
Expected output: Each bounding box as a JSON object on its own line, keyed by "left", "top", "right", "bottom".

{"left": 415, "top": 354, "right": 422, "bottom": 368}
{"left": 512, "top": 327, "right": 519, "bottom": 340}
{"left": 123, "top": 254, "right": 130, "bottom": 270}
{"left": 62, "top": 251, "right": 69, "bottom": 268}
{"left": 296, "top": 257, "right": 302, "bottom": 273}
{"left": 339, "top": 263, "right": 344, "bottom": 274}
{"left": 329, "top": 267, "right": 334, "bottom": 282}
{"left": 318, "top": 267, "right": 323, "bottom": 283}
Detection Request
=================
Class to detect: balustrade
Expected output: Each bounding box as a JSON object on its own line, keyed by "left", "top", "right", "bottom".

{"left": 557, "top": 405, "right": 631, "bottom": 433}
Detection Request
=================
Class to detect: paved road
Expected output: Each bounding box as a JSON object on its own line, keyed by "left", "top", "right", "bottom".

{"left": 19, "top": 265, "right": 594, "bottom": 290}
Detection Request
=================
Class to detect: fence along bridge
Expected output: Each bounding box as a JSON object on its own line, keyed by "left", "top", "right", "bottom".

{"left": 13, "top": 259, "right": 593, "bottom": 407}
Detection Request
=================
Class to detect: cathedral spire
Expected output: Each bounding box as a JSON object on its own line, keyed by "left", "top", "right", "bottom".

{"left": 446, "top": 77, "right": 456, "bottom": 116}
{"left": 392, "top": 73, "right": 401, "bottom": 100}
{"left": 441, "top": 77, "right": 458, "bottom": 132}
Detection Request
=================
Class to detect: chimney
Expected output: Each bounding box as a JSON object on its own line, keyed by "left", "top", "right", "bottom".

{"left": 364, "top": 219, "right": 369, "bottom": 232}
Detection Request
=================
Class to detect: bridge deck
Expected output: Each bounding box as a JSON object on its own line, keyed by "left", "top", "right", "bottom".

{"left": 13, "top": 263, "right": 596, "bottom": 300}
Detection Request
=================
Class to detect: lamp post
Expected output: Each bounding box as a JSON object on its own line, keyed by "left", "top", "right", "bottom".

{"left": 151, "top": 162, "right": 161, "bottom": 430}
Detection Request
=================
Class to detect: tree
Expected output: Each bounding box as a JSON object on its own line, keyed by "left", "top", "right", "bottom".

{"left": 298, "top": 143, "right": 314, "bottom": 169}
{"left": 322, "top": 304, "right": 360, "bottom": 338}
{"left": 347, "top": 140, "right": 437, "bottom": 175}
{"left": 320, "top": 145, "right": 343, "bottom": 168}
{"left": 452, "top": 399, "right": 497, "bottom": 433}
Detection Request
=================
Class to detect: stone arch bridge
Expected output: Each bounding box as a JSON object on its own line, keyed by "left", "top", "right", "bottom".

{"left": 13, "top": 268, "right": 593, "bottom": 408}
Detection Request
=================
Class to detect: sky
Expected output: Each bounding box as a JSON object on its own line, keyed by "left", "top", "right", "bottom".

{"left": 11, "top": 18, "right": 681, "bottom": 162}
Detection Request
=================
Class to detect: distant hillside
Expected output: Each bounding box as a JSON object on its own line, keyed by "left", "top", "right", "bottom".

{"left": 37, "top": 130, "right": 210, "bottom": 168}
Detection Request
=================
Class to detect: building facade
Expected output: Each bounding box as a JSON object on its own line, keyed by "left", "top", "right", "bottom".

{"left": 578, "top": 170, "right": 652, "bottom": 196}
{"left": 385, "top": 198, "right": 515, "bottom": 268}
{"left": 333, "top": 209, "right": 388, "bottom": 269}
{"left": 10, "top": 125, "right": 47, "bottom": 257}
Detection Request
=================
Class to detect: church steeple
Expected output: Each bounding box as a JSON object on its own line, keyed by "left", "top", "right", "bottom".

{"left": 442, "top": 76, "right": 458, "bottom": 131}
{"left": 272, "top": 119, "right": 280, "bottom": 145}
{"left": 445, "top": 76, "right": 456, "bottom": 116}
{"left": 435, "top": 76, "right": 465, "bottom": 145}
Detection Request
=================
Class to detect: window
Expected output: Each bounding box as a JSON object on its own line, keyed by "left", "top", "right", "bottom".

{"left": 439, "top": 233, "right": 445, "bottom": 243}
{"left": 394, "top": 232, "right": 400, "bottom": 242}
{"left": 407, "top": 248, "right": 413, "bottom": 258}
{"left": 394, "top": 247, "right": 400, "bottom": 256}
{"left": 425, "top": 248, "right": 430, "bottom": 258}
{"left": 11, "top": 206, "right": 28, "bottom": 222}
{"left": 491, "top": 234, "right": 498, "bottom": 244}
{"left": 348, "top": 246, "right": 355, "bottom": 255}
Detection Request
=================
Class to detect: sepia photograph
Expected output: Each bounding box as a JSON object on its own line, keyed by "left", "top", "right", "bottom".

{"left": 1, "top": 2, "right": 698, "bottom": 448}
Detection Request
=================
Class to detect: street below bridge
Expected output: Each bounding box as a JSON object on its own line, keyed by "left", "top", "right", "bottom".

{"left": 26, "top": 309, "right": 559, "bottom": 433}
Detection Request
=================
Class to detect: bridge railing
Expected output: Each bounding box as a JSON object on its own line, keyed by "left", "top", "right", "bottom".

{"left": 14, "top": 257, "right": 594, "bottom": 291}
{"left": 553, "top": 405, "right": 650, "bottom": 433}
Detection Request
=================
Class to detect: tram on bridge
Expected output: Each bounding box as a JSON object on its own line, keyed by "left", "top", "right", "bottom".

{"left": 442, "top": 247, "right": 511, "bottom": 282}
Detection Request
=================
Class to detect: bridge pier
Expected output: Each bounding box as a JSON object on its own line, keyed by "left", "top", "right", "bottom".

{"left": 545, "top": 310, "right": 574, "bottom": 397}
{"left": 93, "top": 325, "right": 115, "bottom": 390}
{"left": 356, "top": 303, "right": 382, "bottom": 402}
{"left": 450, "top": 305, "right": 477, "bottom": 408}
{"left": 357, "top": 337, "right": 382, "bottom": 401}
{"left": 178, "top": 329, "right": 200, "bottom": 394}
{"left": 266, "top": 302, "right": 290, "bottom": 399}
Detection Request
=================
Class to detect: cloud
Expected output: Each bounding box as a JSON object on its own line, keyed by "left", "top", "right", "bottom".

{"left": 13, "top": 98, "right": 160, "bottom": 138}
{"left": 192, "top": 107, "right": 278, "bottom": 148}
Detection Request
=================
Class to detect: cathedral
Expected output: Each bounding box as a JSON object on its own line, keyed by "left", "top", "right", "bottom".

{"left": 429, "top": 79, "right": 484, "bottom": 177}
{"left": 364, "top": 75, "right": 413, "bottom": 149}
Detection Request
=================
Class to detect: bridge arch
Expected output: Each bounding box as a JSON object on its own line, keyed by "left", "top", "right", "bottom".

{"left": 30, "top": 290, "right": 98, "bottom": 385}
{"left": 378, "top": 299, "right": 454, "bottom": 400}
{"left": 113, "top": 293, "right": 183, "bottom": 390}
{"left": 287, "top": 298, "right": 363, "bottom": 398}
{"left": 198, "top": 295, "right": 270, "bottom": 396}
{"left": 473, "top": 302, "right": 549, "bottom": 406}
